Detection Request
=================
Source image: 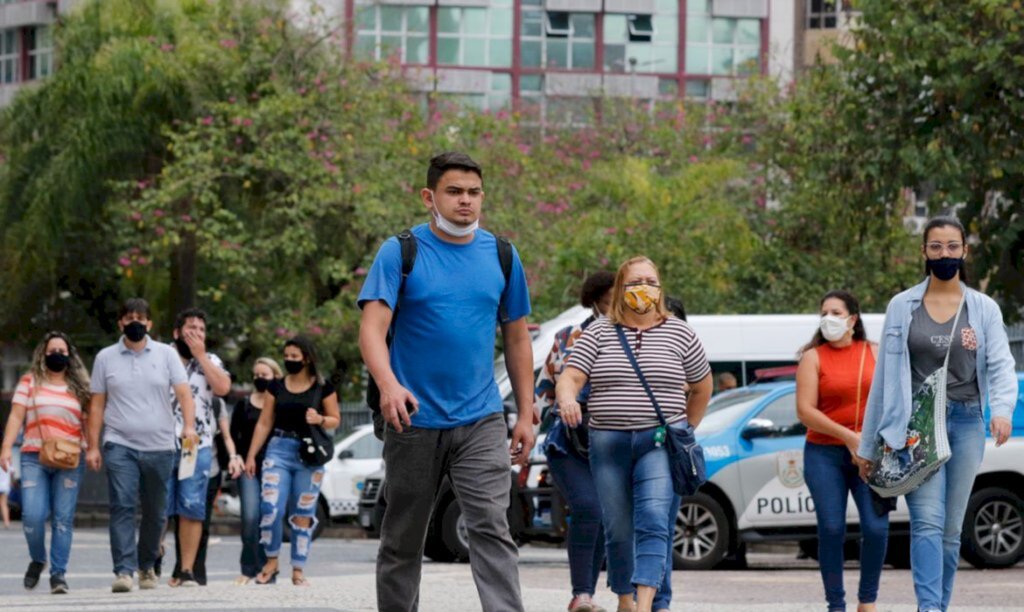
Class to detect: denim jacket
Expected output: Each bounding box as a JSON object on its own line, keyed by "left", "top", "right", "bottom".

{"left": 858, "top": 278, "right": 1018, "bottom": 460}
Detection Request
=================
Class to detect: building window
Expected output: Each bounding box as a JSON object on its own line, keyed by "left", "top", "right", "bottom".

{"left": 685, "top": 2, "right": 760, "bottom": 76}
{"left": 521, "top": 9, "right": 595, "bottom": 70}
{"left": 807, "top": 0, "right": 845, "bottom": 29}
{"left": 27, "top": 26, "right": 52, "bottom": 80}
{"left": 603, "top": 3, "right": 678, "bottom": 74}
{"left": 437, "top": 72, "right": 513, "bottom": 113}
{"left": 0, "top": 29, "right": 18, "bottom": 84}
{"left": 354, "top": 3, "right": 429, "bottom": 65}
{"left": 437, "top": 2, "right": 513, "bottom": 68}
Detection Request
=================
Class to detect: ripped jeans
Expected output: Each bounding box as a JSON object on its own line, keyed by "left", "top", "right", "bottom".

{"left": 259, "top": 435, "right": 324, "bottom": 568}
{"left": 20, "top": 452, "right": 85, "bottom": 576}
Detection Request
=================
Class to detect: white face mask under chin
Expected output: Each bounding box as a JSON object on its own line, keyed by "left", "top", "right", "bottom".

{"left": 429, "top": 190, "right": 478, "bottom": 238}
{"left": 819, "top": 315, "right": 850, "bottom": 342}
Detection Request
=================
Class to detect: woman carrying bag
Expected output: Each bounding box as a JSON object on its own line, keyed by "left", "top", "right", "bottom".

{"left": 0, "top": 331, "right": 91, "bottom": 594}
{"left": 796, "top": 290, "right": 888, "bottom": 612}
{"left": 857, "top": 217, "right": 1018, "bottom": 612}
{"left": 557, "top": 256, "right": 713, "bottom": 612}
{"left": 244, "top": 336, "right": 340, "bottom": 586}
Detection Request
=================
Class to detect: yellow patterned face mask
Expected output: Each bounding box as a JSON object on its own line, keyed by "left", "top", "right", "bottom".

{"left": 623, "top": 284, "right": 661, "bottom": 314}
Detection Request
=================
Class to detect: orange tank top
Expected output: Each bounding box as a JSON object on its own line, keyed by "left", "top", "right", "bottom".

{"left": 806, "top": 340, "right": 875, "bottom": 446}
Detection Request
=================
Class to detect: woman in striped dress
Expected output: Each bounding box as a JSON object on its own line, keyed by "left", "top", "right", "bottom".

{"left": 0, "top": 331, "right": 91, "bottom": 594}
{"left": 556, "top": 257, "right": 714, "bottom": 612}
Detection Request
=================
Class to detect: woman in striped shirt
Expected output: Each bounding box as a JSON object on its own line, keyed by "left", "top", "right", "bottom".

{"left": 557, "top": 257, "right": 713, "bottom": 612}
{"left": 0, "top": 331, "right": 91, "bottom": 595}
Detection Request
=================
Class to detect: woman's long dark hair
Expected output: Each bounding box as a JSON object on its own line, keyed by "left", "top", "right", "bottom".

{"left": 799, "top": 290, "right": 868, "bottom": 356}
{"left": 922, "top": 216, "right": 969, "bottom": 282}
{"left": 284, "top": 335, "right": 322, "bottom": 384}
{"left": 30, "top": 331, "right": 91, "bottom": 407}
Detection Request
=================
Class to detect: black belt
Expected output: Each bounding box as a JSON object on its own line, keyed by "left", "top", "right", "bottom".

{"left": 272, "top": 429, "right": 303, "bottom": 440}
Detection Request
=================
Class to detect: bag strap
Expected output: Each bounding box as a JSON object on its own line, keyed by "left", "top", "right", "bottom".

{"left": 855, "top": 341, "right": 868, "bottom": 431}
{"left": 27, "top": 378, "right": 48, "bottom": 444}
{"left": 941, "top": 295, "right": 967, "bottom": 370}
{"left": 496, "top": 235, "right": 514, "bottom": 323}
{"left": 615, "top": 324, "right": 668, "bottom": 427}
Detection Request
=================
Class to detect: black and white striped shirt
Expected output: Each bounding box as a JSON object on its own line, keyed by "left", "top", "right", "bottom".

{"left": 566, "top": 317, "right": 711, "bottom": 431}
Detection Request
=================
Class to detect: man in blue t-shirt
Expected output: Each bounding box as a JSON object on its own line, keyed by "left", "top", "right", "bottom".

{"left": 359, "top": 152, "right": 535, "bottom": 612}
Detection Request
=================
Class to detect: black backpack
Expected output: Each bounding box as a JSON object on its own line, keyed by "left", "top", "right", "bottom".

{"left": 365, "top": 229, "right": 515, "bottom": 414}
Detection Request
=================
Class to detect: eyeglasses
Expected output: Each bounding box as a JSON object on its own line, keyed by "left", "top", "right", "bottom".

{"left": 925, "top": 242, "right": 963, "bottom": 256}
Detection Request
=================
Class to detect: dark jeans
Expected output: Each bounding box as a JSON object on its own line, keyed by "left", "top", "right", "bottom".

{"left": 377, "top": 412, "right": 523, "bottom": 612}
{"left": 103, "top": 442, "right": 175, "bottom": 576}
{"left": 238, "top": 472, "right": 266, "bottom": 577}
{"left": 804, "top": 441, "right": 889, "bottom": 611}
{"left": 171, "top": 473, "right": 220, "bottom": 584}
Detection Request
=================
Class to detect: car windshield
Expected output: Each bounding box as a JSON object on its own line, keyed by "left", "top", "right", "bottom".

{"left": 698, "top": 389, "right": 771, "bottom": 435}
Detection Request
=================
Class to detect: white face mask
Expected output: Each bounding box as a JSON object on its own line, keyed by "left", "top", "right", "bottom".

{"left": 429, "top": 190, "right": 478, "bottom": 238}
{"left": 819, "top": 315, "right": 851, "bottom": 342}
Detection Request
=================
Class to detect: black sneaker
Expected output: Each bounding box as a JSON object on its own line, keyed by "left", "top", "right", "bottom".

{"left": 179, "top": 569, "right": 198, "bottom": 587}
{"left": 24, "top": 561, "right": 45, "bottom": 590}
{"left": 50, "top": 574, "right": 68, "bottom": 594}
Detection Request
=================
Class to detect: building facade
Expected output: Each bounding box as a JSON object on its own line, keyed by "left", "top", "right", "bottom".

{"left": 0, "top": 0, "right": 71, "bottom": 106}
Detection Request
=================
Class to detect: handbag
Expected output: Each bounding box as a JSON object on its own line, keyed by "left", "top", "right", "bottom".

{"left": 299, "top": 385, "right": 332, "bottom": 467}
{"left": 867, "top": 296, "right": 965, "bottom": 498}
{"left": 31, "top": 383, "right": 82, "bottom": 470}
{"left": 615, "top": 325, "right": 707, "bottom": 497}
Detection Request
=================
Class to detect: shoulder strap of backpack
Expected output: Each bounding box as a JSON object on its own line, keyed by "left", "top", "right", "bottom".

{"left": 388, "top": 230, "right": 418, "bottom": 342}
{"left": 495, "top": 235, "right": 513, "bottom": 323}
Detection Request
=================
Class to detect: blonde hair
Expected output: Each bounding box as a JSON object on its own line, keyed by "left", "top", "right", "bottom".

{"left": 606, "top": 256, "right": 670, "bottom": 325}
{"left": 29, "top": 331, "right": 91, "bottom": 407}
{"left": 253, "top": 356, "right": 283, "bottom": 379}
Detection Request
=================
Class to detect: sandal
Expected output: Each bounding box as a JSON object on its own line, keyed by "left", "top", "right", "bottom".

{"left": 233, "top": 575, "right": 252, "bottom": 586}
{"left": 254, "top": 570, "right": 279, "bottom": 585}
{"left": 292, "top": 572, "right": 310, "bottom": 587}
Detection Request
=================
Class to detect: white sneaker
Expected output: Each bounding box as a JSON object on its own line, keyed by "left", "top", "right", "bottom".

{"left": 139, "top": 568, "right": 158, "bottom": 590}
{"left": 111, "top": 573, "right": 133, "bottom": 593}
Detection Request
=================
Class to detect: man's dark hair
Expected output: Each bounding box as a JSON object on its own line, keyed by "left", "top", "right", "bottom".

{"left": 119, "top": 297, "right": 151, "bottom": 320}
{"left": 427, "top": 152, "right": 483, "bottom": 190}
{"left": 666, "top": 296, "right": 688, "bottom": 321}
{"left": 174, "top": 307, "right": 208, "bottom": 331}
{"left": 580, "top": 271, "right": 615, "bottom": 309}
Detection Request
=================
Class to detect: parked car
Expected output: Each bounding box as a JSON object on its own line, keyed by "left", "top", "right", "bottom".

{"left": 676, "top": 373, "right": 1024, "bottom": 570}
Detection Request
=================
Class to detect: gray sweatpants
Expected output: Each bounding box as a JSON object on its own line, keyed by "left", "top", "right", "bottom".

{"left": 376, "top": 412, "right": 524, "bottom": 612}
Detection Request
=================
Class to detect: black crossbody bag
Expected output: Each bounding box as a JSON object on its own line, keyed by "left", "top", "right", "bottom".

{"left": 299, "top": 385, "right": 332, "bottom": 467}
{"left": 615, "top": 324, "right": 707, "bottom": 497}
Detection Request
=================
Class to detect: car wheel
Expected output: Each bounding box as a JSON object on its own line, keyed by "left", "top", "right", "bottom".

{"left": 283, "top": 495, "right": 329, "bottom": 542}
{"left": 961, "top": 487, "right": 1024, "bottom": 569}
{"left": 673, "top": 492, "right": 731, "bottom": 570}
{"left": 441, "top": 499, "right": 471, "bottom": 562}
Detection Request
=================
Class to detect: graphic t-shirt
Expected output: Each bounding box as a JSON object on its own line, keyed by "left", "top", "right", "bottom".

{"left": 169, "top": 349, "right": 226, "bottom": 449}
{"left": 12, "top": 374, "right": 85, "bottom": 452}
{"left": 357, "top": 224, "right": 532, "bottom": 429}
{"left": 909, "top": 303, "right": 980, "bottom": 403}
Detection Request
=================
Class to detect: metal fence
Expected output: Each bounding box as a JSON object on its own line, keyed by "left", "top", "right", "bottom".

{"left": 339, "top": 401, "right": 374, "bottom": 435}
{"left": 1010, "top": 323, "right": 1024, "bottom": 372}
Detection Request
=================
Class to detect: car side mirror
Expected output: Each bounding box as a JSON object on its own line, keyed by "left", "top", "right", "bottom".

{"left": 336, "top": 449, "right": 354, "bottom": 461}
{"left": 740, "top": 418, "right": 776, "bottom": 440}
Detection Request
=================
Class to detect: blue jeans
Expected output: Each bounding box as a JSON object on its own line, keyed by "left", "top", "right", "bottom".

{"left": 19, "top": 452, "right": 85, "bottom": 576}
{"left": 804, "top": 442, "right": 889, "bottom": 611}
{"left": 547, "top": 446, "right": 605, "bottom": 597}
{"left": 103, "top": 442, "right": 175, "bottom": 575}
{"left": 166, "top": 446, "right": 213, "bottom": 521}
{"left": 238, "top": 472, "right": 266, "bottom": 577}
{"left": 906, "top": 400, "right": 986, "bottom": 612}
{"left": 259, "top": 436, "right": 324, "bottom": 568}
{"left": 590, "top": 426, "right": 675, "bottom": 592}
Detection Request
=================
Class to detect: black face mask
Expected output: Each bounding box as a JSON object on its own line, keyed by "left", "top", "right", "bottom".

{"left": 253, "top": 377, "right": 271, "bottom": 393}
{"left": 44, "top": 352, "right": 70, "bottom": 373}
{"left": 124, "top": 321, "right": 148, "bottom": 342}
{"left": 174, "top": 337, "right": 193, "bottom": 360}
{"left": 284, "top": 359, "right": 305, "bottom": 375}
{"left": 926, "top": 257, "right": 963, "bottom": 282}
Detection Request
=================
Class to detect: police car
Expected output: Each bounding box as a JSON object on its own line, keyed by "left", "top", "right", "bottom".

{"left": 680, "top": 374, "right": 1024, "bottom": 570}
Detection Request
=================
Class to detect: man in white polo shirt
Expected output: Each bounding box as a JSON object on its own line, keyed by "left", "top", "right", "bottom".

{"left": 85, "top": 298, "right": 198, "bottom": 593}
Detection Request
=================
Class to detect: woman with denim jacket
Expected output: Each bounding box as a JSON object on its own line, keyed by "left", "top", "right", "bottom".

{"left": 244, "top": 336, "right": 340, "bottom": 586}
{"left": 797, "top": 290, "right": 886, "bottom": 612}
{"left": 556, "top": 257, "right": 713, "bottom": 612}
{"left": 857, "top": 217, "right": 1018, "bottom": 612}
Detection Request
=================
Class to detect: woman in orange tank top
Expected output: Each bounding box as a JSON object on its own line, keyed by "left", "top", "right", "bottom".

{"left": 796, "top": 291, "right": 889, "bottom": 612}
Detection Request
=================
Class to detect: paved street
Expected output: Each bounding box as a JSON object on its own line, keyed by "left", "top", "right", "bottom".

{"left": 1, "top": 526, "right": 1023, "bottom": 611}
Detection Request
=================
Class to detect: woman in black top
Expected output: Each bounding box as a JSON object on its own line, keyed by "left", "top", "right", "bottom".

{"left": 229, "top": 356, "right": 281, "bottom": 585}
{"left": 244, "top": 337, "right": 340, "bottom": 586}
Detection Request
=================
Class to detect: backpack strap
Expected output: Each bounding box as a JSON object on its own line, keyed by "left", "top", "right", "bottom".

{"left": 495, "top": 235, "right": 514, "bottom": 323}
{"left": 396, "top": 229, "right": 417, "bottom": 296}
